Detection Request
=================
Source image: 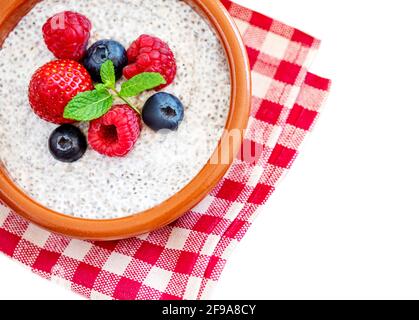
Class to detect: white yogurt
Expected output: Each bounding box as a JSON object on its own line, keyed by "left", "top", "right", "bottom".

{"left": 0, "top": 0, "right": 230, "bottom": 219}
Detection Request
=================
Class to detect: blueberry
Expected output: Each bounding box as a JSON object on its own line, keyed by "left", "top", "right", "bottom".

{"left": 142, "top": 93, "right": 184, "bottom": 131}
{"left": 49, "top": 124, "right": 87, "bottom": 163}
{"left": 83, "top": 40, "right": 127, "bottom": 82}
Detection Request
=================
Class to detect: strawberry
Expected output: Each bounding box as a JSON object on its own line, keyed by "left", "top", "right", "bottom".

{"left": 123, "top": 35, "right": 176, "bottom": 89}
{"left": 42, "top": 11, "right": 92, "bottom": 61}
{"left": 88, "top": 104, "right": 141, "bottom": 157}
{"left": 28, "top": 60, "right": 93, "bottom": 124}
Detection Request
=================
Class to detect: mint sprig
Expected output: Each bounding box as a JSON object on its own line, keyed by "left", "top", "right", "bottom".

{"left": 100, "top": 60, "right": 116, "bottom": 89}
{"left": 64, "top": 90, "right": 113, "bottom": 121}
{"left": 94, "top": 83, "right": 108, "bottom": 92}
{"left": 63, "top": 60, "right": 166, "bottom": 121}
{"left": 120, "top": 73, "right": 166, "bottom": 98}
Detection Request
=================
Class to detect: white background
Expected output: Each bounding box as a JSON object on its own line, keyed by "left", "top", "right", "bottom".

{"left": 1, "top": 0, "right": 419, "bottom": 299}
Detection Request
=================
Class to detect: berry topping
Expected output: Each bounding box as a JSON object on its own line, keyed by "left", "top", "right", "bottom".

{"left": 49, "top": 124, "right": 87, "bottom": 163}
{"left": 88, "top": 104, "right": 141, "bottom": 157}
{"left": 83, "top": 40, "right": 128, "bottom": 83}
{"left": 42, "top": 11, "right": 92, "bottom": 61}
{"left": 28, "top": 59, "right": 94, "bottom": 124}
{"left": 123, "top": 35, "right": 176, "bottom": 89}
{"left": 142, "top": 92, "right": 184, "bottom": 131}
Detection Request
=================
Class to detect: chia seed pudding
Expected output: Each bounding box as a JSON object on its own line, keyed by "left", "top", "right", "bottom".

{"left": 0, "top": 0, "right": 231, "bottom": 219}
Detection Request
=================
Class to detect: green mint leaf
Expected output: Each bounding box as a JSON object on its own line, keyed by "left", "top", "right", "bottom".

{"left": 95, "top": 83, "right": 108, "bottom": 92}
{"left": 100, "top": 60, "right": 116, "bottom": 88}
{"left": 119, "top": 72, "right": 166, "bottom": 98}
{"left": 63, "top": 90, "right": 114, "bottom": 121}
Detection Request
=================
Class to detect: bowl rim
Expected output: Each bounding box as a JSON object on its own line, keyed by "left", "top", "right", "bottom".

{"left": 0, "top": 0, "right": 251, "bottom": 240}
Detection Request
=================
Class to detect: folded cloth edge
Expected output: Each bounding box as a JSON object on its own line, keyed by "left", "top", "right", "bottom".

{"left": 198, "top": 71, "right": 331, "bottom": 299}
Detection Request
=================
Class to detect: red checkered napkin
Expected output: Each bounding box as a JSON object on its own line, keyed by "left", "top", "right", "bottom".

{"left": 0, "top": 0, "right": 330, "bottom": 300}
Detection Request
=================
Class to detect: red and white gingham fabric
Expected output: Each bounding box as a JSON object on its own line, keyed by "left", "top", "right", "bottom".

{"left": 0, "top": 0, "right": 331, "bottom": 300}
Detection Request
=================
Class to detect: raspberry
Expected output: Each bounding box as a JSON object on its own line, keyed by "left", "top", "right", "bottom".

{"left": 42, "top": 11, "right": 92, "bottom": 61}
{"left": 123, "top": 35, "right": 176, "bottom": 89}
{"left": 28, "top": 59, "right": 93, "bottom": 124}
{"left": 88, "top": 105, "right": 141, "bottom": 157}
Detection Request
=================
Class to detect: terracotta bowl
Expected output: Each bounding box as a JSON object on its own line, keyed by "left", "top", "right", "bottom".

{"left": 0, "top": 0, "right": 251, "bottom": 240}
